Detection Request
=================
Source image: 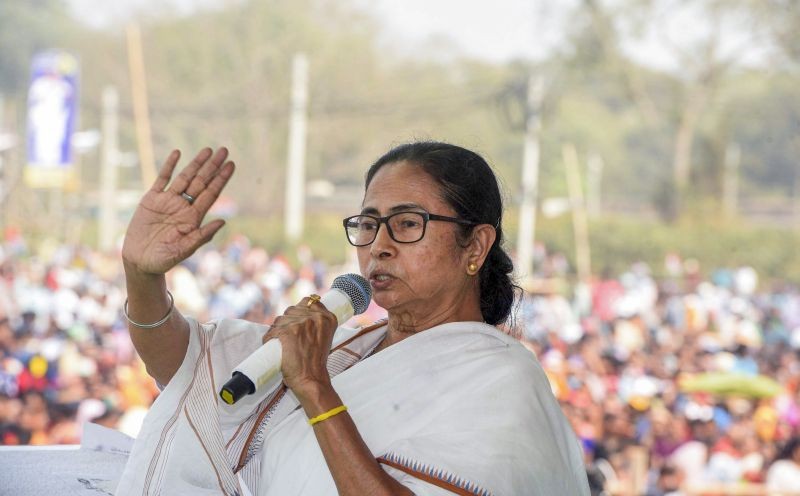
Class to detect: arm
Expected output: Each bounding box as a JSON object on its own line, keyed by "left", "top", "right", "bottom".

{"left": 268, "top": 298, "right": 413, "bottom": 496}
{"left": 300, "top": 383, "right": 414, "bottom": 496}
{"left": 121, "top": 147, "right": 235, "bottom": 386}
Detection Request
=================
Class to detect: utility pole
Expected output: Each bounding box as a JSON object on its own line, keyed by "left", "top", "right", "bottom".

{"left": 515, "top": 75, "right": 544, "bottom": 280}
{"left": 586, "top": 151, "right": 604, "bottom": 218}
{"left": 722, "top": 142, "right": 740, "bottom": 220}
{"left": 284, "top": 53, "right": 309, "bottom": 242}
{"left": 99, "top": 86, "right": 119, "bottom": 251}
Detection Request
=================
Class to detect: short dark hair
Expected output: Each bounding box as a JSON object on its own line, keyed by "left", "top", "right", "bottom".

{"left": 365, "top": 141, "right": 519, "bottom": 325}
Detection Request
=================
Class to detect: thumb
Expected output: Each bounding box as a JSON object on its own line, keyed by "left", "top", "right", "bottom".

{"left": 184, "top": 219, "right": 226, "bottom": 253}
{"left": 198, "top": 219, "right": 226, "bottom": 245}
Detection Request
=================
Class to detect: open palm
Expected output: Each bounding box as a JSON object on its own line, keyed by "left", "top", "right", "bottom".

{"left": 122, "top": 147, "right": 236, "bottom": 275}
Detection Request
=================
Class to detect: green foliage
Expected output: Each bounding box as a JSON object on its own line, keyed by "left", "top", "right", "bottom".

{"left": 0, "top": 0, "right": 80, "bottom": 94}
{"left": 218, "top": 211, "right": 800, "bottom": 284}
{"left": 530, "top": 214, "right": 800, "bottom": 283}
{"left": 722, "top": 73, "right": 800, "bottom": 197}
{"left": 0, "top": 0, "right": 798, "bottom": 281}
{"left": 225, "top": 211, "right": 348, "bottom": 266}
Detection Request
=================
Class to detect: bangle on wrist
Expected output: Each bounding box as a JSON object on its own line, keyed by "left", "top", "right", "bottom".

{"left": 124, "top": 290, "right": 174, "bottom": 329}
{"left": 308, "top": 405, "right": 348, "bottom": 426}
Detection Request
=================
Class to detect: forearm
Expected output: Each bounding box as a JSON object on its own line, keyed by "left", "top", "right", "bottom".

{"left": 123, "top": 259, "right": 190, "bottom": 386}
{"left": 297, "top": 383, "right": 414, "bottom": 496}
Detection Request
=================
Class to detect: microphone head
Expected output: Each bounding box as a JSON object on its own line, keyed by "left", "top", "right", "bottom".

{"left": 331, "top": 273, "right": 372, "bottom": 315}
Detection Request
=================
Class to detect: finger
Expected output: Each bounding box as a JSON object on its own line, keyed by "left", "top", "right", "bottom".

{"left": 270, "top": 314, "right": 294, "bottom": 330}
{"left": 282, "top": 305, "right": 336, "bottom": 334}
{"left": 195, "top": 218, "right": 226, "bottom": 247}
{"left": 183, "top": 147, "right": 229, "bottom": 198}
{"left": 175, "top": 218, "right": 226, "bottom": 258}
{"left": 168, "top": 147, "right": 213, "bottom": 194}
{"left": 151, "top": 150, "right": 180, "bottom": 192}
{"left": 305, "top": 295, "right": 323, "bottom": 310}
{"left": 278, "top": 299, "right": 317, "bottom": 317}
{"left": 192, "top": 161, "right": 235, "bottom": 213}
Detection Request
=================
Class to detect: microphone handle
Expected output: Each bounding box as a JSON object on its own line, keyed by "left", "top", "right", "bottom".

{"left": 219, "top": 288, "right": 356, "bottom": 405}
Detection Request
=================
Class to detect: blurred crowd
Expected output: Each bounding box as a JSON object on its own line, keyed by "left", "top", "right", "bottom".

{"left": 2, "top": 230, "right": 800, "bottom": 494}
{"left": 521, "top": 247, "right": 800, "bottom": 494}
{"left": 0, "top": 231, "right": 378, "bottom": 446}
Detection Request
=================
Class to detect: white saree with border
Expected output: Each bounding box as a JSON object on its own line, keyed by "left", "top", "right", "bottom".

{"left": 116, "top": 318, "right": 590, "bottom": 496}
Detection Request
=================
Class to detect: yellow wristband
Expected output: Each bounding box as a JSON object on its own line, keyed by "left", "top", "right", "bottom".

{"left": 308, "top": 405, "right": 348, "bottom": 426}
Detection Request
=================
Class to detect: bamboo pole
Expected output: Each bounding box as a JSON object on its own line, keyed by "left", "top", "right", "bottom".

{"left": 126, "top": 23, "right": 157, "bottom": 187}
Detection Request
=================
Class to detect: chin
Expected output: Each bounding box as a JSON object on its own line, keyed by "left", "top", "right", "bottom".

{"left": 372, "top": 294, "right": 402, "bottom": 313}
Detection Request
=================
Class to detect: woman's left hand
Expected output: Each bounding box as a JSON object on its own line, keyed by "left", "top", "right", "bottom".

{"left": 265, "top": 296, "right": 339, "bottom": 396}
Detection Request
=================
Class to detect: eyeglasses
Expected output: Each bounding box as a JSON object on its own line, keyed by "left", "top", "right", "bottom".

{"left": 342, "top": 211, "right": 476, "bottom": 246}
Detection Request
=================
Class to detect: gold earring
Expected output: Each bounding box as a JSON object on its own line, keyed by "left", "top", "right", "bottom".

{"left": 467, "top": 262, "right": 479, "bottom": 275}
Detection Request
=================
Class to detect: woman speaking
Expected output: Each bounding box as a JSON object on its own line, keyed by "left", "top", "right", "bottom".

{"left": 117, "top": 142, "right": 590, "bottom": 495}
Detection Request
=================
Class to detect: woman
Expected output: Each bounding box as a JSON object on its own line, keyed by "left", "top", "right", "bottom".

{"left": 117, "top": 142, "right": 590, "bottom": 495}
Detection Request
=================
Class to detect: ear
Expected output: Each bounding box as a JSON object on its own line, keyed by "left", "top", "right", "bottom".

{"left": 466, "top": 224, "right": 496, "bottom": 269}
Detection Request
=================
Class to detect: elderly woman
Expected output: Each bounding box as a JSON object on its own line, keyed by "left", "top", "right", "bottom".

{"left": 117, "top": 142, "right": 589, "bottom": 495}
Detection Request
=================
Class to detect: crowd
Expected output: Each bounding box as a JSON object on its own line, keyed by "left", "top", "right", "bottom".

{"left": 1, "top": 230, "right": 800, "bottom": 494}
{"left": 520, "top": 247, "right": 800, "bottom": 494}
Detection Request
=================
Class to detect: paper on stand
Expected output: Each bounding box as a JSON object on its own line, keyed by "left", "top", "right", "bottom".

{"left": 81, "top": 421, "right": 135, "bottom": 456}
{"left": 0, "top": 423, "right": 131, "bottom": 495}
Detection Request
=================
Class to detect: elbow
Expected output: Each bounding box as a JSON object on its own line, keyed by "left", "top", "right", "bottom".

{"left": 145, "top": 363, "right": 178, "bottom": 388}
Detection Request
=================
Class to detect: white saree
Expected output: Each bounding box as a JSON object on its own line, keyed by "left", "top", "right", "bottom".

{"left": 117, "top": 318, "right": 589, "bottom": 496}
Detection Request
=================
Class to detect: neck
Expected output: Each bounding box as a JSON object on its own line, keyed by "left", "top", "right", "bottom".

{"left": 378, "top": 298, "right": 483, "bottom": 352}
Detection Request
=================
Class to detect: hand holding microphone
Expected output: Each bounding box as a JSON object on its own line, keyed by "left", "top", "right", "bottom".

{"left": 219, "top": 274, "right": 372, "bottom": 405}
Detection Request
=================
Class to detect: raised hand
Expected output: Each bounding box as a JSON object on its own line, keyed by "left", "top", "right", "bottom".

{"left": 122, "top": 147, "right": 235, "bottom": 275}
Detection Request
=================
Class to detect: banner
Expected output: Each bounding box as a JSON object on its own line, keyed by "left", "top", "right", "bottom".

{"left": 25, "top": 51, "right": 79, "bottom": 189}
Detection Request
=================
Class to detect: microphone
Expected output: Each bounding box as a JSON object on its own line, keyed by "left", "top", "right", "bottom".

{"left": 219, "top": 273, "right": 372, "bottom": 405}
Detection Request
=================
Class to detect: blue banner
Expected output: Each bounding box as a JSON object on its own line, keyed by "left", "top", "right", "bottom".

{"left": 25, "top": 51, "right": 79, "bottom": 188}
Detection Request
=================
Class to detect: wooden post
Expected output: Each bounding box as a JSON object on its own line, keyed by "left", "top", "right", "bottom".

{"left": 126, "top": 23, "right": 157, "bottom": 188}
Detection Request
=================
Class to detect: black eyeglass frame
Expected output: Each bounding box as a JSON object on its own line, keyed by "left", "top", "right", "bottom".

{"left": 342, "top": 211, "right": 477, "bottom": 247}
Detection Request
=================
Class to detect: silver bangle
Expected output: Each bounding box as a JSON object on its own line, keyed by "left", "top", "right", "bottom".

{"left": 124, "top": 290, "right": 175, "bottom": 329}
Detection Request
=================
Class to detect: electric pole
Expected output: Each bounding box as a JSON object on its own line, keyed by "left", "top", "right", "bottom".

{"left": 99, "top": 86, "right": 119, "bottom": 251}
{"left": 516, "top": 75, "right": 544, "bottom": 281}
{"left": 284, "top": 54, "right": 309, "bottom": 243}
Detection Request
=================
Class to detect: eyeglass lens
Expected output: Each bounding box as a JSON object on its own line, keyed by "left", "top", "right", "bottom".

{"left": 345, "top": 212, "right": 426, "bottom": 245}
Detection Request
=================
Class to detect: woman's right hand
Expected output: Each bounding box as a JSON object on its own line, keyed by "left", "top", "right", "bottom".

{"left": 121, "top": 147, "right": 235, "bottom": 275}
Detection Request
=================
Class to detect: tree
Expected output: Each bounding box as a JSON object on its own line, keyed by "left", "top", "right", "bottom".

{"left": 0, "top": 0, "right": 80, "bottom": 95}
{"left": 562, "top": 0, "right": 770, "bottom": 219}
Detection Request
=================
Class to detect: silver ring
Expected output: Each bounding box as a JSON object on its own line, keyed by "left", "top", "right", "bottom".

{"left": 180, "top": 192, "right": 195, "bottom": 204}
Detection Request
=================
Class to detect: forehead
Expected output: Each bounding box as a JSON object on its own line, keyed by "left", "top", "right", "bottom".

{"left": 361, "top": 161, "right": 450, "bottom": 214}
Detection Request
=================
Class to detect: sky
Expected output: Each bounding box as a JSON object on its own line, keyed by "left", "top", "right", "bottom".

{"left": 66, "top": 0, "right": 570, "bottom": 62}
{"left": 65, "top": 0, "right": 774, "bottom": 73}
{"left": 356, "top": 0, "right": 569, "bottom": 62}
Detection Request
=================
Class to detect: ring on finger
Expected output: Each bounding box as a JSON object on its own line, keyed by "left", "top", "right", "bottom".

{"left": 306, "top": 294, "right": 321, "bottom": 308}
{"left": 180, "top": 192, "right": 195, "bottom": 204}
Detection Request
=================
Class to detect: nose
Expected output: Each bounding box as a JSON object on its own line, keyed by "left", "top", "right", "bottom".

{"left": 369, "top": 222, "right": 396, "bottom": 259}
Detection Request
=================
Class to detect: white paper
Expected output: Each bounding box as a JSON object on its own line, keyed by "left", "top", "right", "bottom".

{"left": 80, "top": 422, "right": 135, "bottom": 456}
